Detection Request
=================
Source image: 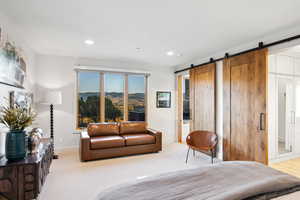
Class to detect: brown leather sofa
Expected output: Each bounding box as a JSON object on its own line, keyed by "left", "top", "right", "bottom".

{"left": 80, "top": 122, "right": 162, "bottom": 161}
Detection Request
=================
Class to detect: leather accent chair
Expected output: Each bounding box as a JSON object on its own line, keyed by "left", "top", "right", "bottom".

{"left": 186, "top": 130, "right": 218, "bottom": 164}
{"left": 80, "top": 122, "right": 162, "bottom": 161}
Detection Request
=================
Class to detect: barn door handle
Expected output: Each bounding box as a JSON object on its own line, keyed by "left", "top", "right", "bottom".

{"left": 259, "top": 113, "right": 265, "bottom": 131}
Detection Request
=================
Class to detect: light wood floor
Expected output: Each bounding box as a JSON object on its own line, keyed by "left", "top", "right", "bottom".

{"left": 270, "top": 157, "right": 300, "bottom": 178}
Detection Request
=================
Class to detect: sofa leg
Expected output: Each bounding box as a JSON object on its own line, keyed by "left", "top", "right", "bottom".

{"left": 185, "top": 147, "right": 190, "bottom": 164}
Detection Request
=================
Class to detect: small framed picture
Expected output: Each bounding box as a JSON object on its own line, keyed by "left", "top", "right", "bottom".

{"left": 9, "top": 91, "right": 34, "bottom": 111}
{"left": 156, "top": 91, "right": 171, "bottom": 108}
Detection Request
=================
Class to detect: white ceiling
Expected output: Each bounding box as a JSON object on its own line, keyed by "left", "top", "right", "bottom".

{"left": 1, "top": 0, "right": 300, "bottom": 69}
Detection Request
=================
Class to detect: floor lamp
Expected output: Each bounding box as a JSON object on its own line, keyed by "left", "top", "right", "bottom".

{"left": 42, "top": 91, "right": 62, "bottom": 159}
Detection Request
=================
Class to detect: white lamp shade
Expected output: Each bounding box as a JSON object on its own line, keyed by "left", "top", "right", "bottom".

{"left": 41, "top": 91, "right": 62, "bottom": 105}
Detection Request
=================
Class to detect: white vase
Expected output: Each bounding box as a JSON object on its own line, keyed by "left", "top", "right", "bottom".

{"left": 0, "top": 128, "right": 7, "bottom": 157}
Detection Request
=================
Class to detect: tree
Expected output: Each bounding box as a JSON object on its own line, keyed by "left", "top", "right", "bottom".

{"left": 78, "top": 95, "right": 122, "bottom": 127}
{"left": 105, "top": 98, "right": 122, "bottom": 121}
{"left": 78, "top": 96, "right": 99, "bottom": 127}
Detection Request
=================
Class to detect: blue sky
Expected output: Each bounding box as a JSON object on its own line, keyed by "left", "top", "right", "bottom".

{"left": 79, "top": 72, "right": 99, "bottom": 92}
{"left": 79, "top": 72, "right": 145, "bottom": 93}
{"left": 128, "top": 75, "right": 145, "bottom": 94}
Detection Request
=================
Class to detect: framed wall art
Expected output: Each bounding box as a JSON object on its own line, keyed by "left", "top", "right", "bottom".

{"left": 0, "top": 26, "right": 26, "bottom": 89}
{"left": 9, "top": 91, "right": 33, "bottom": 111}
{"left": 156, "top": 91, "right": 171, "bottom": 108}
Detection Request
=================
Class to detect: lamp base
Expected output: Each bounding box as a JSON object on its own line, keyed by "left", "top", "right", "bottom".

{"left": 53, "top": 154, "right": 59, "bottom": 159}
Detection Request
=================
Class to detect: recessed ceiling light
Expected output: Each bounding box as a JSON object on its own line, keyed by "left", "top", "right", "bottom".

{"left": 166, "top": 51, "right": 175, "bottom": 56}
{"left": 85, "top": 40, "right": 95, "bottom": 45}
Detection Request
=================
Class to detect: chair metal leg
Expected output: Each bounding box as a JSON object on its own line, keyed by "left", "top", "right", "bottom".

{"left": 185, "top": 147, "right": 190, "bottom": 164}
{"left": 211, "top": 149, "right": 214, "bottom": 164}
{"left": 193, "top": 150, "right": 195, "bottom": 157}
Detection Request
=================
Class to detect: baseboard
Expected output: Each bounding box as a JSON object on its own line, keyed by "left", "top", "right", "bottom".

{"left": 269, "top": 153, "right": 300, "bottom": 164}
{"left": 55, "top": 145, "right": 79, "bottom": 152}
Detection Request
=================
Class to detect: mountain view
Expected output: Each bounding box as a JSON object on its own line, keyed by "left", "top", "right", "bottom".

{"left": 78, "top": 92, "right": 145, "bottom": 127}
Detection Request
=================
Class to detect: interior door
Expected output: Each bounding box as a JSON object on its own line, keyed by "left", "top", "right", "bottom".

{"left": 190, "top": 63, "right": 216, "bottom": 132}
{"left": 223, "top": 49, "right": 268, "bottom": 164}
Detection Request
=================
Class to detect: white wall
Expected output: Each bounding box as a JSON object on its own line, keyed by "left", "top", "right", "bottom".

{"left": 0, "top": 12, "right": 37, "bottom": 155}
{"left": 35, "top": 54, "right": 176, "bottom": 149}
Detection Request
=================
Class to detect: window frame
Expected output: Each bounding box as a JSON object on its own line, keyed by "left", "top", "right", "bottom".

{"left": 75, "top": 69, "right": 148, "bottom": 129}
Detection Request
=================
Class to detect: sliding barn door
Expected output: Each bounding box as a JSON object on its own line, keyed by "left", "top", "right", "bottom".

{"left": 223, "top": 49, "right": 268, "bottom": 164}
{"left": 190, "top": 63, "right": 216, "bottom": 132}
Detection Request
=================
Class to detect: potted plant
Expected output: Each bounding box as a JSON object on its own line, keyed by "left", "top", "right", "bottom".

{"left": 0, "top": 105, "right": 36, "bottom": 161}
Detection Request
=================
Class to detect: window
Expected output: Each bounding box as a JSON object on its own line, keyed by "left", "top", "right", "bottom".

{"left": 128, "top": 75, "right": 146, "bottom": 121}
{"left": 78, "top": 72, "right": 100, "bottom": 128}
{"left": 105, "top": 73, "right": 124, "bottom": 122}
{"left": 77, "top": 70, "right": 147, "bottom": 128}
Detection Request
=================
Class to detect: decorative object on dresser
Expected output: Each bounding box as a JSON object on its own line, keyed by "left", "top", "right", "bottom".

{"left": 0, "top": 104, "right": 36, "bottom": 161}
{"left": 0, "top": 138, "right": 53, "bottom": 200}
{"left": 40, "top": 91, "right": 62, "bottom": 159}
{"left": 28, "top": 128, "right": 43, "bottom": 154}
{"left": 156, "top": 91, "right": 171, "bottom": 108}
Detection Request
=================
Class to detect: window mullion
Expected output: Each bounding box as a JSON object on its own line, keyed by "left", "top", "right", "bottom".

{"left": 124, "top": 74, "right": 129, "bottom": 121}
{"left": 145, "top": 76, "right": 148, "bottom": 122}
{"left": 100, "top": 72, "right": 105, "bottom": 122}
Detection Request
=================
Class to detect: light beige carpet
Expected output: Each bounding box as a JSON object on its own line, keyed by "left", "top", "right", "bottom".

{"left": 38, "top": 143, "right": 219, "bottom": 200}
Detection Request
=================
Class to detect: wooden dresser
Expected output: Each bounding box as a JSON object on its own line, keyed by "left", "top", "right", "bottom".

{"left": 0, "top": 139, "right": 53, "bottom": 200}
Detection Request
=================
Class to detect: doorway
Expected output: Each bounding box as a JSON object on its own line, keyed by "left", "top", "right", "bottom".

{"left": 176, "top": 74, "right": 190, "bottom": 143}
{"left": 268, "top": 46, "right": 300, "bottom": 163}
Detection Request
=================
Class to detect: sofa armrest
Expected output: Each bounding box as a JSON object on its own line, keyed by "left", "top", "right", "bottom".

{"left": 147, "top": 128, "right": 162, "bottom": 151}
{"left": 80, "top": 131, "right": 91, "bottom": 161}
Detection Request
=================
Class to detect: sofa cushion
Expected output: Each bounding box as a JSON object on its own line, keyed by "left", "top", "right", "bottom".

{"left": 87, "top": 123, "right": 119, "bottom": 137}
{"left": 90, "top": 136, "right": 125, "bottom": 150}
{"left": 122, "top": 134, "right": 155, "bottom": 146}
{"left": 120, "top": 122, "right": 147, "bottom": 134}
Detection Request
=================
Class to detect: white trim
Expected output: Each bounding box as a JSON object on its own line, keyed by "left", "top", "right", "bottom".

{"left": 74, "top": 65, "right": 151, "bottom": 76}
{"left": 74, "top": 71, "right": 79, "bottom": 131}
